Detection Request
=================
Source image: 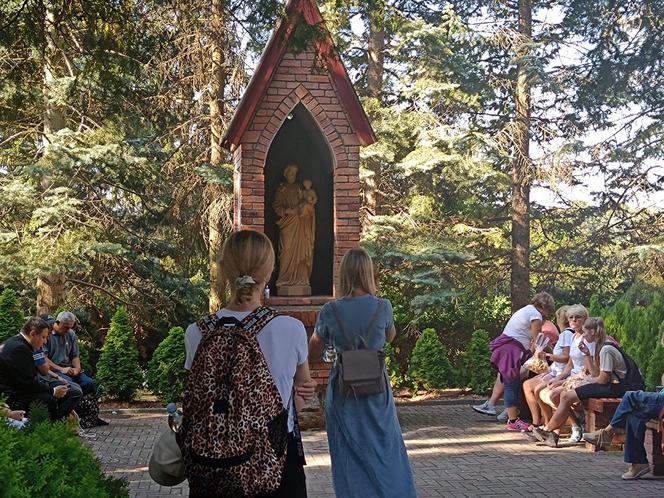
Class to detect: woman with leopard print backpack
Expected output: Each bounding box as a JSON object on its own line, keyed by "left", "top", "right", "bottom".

{"left": 182, "top": 230, "right": 316, "bottom": 497}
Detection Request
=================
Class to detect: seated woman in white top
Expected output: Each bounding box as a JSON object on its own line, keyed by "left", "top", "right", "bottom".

{"left": 533, "top": 317, "right": 630, "bottom": 447}
{"left": 523, "top": 305, "right": 573, "bottom": 429}
{"left": 537, "top": 304, "right": 592, "bottom": 440}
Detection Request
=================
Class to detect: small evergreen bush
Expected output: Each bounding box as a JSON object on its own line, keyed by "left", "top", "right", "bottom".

{"left": 0, "top": 418, "right": 128, "bottom": 497}
{"left": 0, "top": 288, "right": 23, "bottom": 343}
{"left": 408, "top": 328, "right": 452, "bottom": 391}
{"left": 147, "top": 326, "right": 187, "bottom": 403}
{"left": 96, "top": 307, "right": 144, "bottom": 401}
{"left": 461, "top": 330, "right": 495, "bottom": 394}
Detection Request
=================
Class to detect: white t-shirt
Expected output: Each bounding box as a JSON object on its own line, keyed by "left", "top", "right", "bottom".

{"left": 569, "top": 334, "right": 596, "bottom": 375}
{"left": 551, "top": 328, "right": 574, "bottom": 375}
{"left": 184, "top": 309, "right": 309, "bottom": 431}
{"left": 503, "top": 304, "right": 542, "bottom": 348}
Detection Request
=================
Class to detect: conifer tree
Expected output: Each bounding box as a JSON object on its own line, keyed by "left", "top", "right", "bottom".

{"left": 96, "top": 307, "right": 143, "bottom": 401}
{"left": 0, "top": 289, "right": 24, "bottom": 343}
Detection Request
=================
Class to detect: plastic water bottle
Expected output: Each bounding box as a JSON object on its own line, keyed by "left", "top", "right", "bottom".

{"left": 166, "top": 402, "right": 183, "bottom": 432}
{"left": 323, "top": 344, "right": 337, "bottom": 363}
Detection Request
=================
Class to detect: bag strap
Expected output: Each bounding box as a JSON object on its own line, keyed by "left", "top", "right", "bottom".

{"left": 330, "top": 299, "right": 384, "bottom": 350}
{"left": 363, "top": 300, "right": 385, "bottom": 347}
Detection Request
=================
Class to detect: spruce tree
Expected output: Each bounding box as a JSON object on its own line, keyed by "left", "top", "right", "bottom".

{"left": 0, "top": 289, "right": 24, "bottom": 343}
{"left": 96, "top": 307, "right": 143, "bottom": 401}
{"left": 147, "top": 327, "right": 187, "bottom": 403}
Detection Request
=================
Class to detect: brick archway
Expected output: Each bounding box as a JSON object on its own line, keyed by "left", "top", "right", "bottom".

{"left": 254, "top": 84, "right": 344, "bottom": 170}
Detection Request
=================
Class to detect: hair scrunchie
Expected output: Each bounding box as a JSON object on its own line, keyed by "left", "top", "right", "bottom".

{"left": 234, "top": 275, "right": 256, "bottom": 289}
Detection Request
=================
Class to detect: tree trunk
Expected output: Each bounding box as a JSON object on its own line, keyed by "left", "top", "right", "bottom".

{"left": 364, "top": 1, "right": 385, "bottom": 217}
{"left": 208, "top": 0, "right": 229, "bottom": 312}
{"left": 38, "top": 5, "right": 66, "bottom": 313}
{"left": 36, "top": 274, "right": 66, "bottom": 315}
{"left": 510, "top": 0, "right": 532, "bottom": 312}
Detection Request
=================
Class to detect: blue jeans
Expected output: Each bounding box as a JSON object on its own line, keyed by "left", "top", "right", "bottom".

{"left": 503, "top": 377, "right": 521, "bottom": 409}
{"left": 59, "top": 372, "right": 96, "bottom": 396}
{"left": 610, "top": 390, "right": 664, "bottom": 464}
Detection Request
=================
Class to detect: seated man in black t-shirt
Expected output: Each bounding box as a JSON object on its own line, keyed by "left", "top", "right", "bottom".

{"left": 0, "top": 318, "right": 81, "bottom": 421}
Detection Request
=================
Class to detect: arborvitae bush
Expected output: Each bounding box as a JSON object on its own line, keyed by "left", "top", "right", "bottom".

{"left": 147, "top": 326, "right": 187, "bottom": 403}
{"left": 462, "top": 330, "right": 495, "bottom": 394}
{"left": 0, "top": 418, "right": 128, "bottom": 497}
{"left": 408, "top": 328, "right": 452, "bottom": 391}
{"left": 96, "top": 307, "right": 143, "bottom": 401}
{"left": 646, "top": 342, "right": 664, "bottom": 390}
{"left": 0, "top": 288, "right": 23, "bottom": 343}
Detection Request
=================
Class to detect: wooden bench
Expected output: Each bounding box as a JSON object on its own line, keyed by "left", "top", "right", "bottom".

{"left": 645, "top": 419, "right": 664, "bottom": 476}
{"left": 583, "top": 397, "right": 625, "bottom": 452}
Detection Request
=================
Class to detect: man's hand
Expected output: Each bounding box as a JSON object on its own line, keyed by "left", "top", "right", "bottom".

{"left": 295, "top": 379, "right": 317, "bottom": 401}
{"left": 548, "top": 379, "right": 562, "bottom": 388}
{"left": 8, "top": 410, "right": 25, "bottom": 421}
{"left": 71, "top": 367, "right": 81, "bottom": 377}
{"left": 53, "top": 385, "right": 68, "bottom": 399}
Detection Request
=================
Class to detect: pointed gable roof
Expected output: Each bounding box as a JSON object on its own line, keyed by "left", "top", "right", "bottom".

{"left": 222, "top": 0, "right": 375, "bottom": 150}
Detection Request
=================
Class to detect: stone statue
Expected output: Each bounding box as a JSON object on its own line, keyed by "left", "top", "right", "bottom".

{"left": 272, "top": 164, "right": 316, "bottom": 296}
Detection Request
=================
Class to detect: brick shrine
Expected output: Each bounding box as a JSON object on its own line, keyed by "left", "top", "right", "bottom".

{"left": 222, "top": 0, "right": 375, "bottom": 389}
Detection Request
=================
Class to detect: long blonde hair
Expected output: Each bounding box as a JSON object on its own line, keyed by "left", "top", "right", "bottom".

{"left": 338, "top": 248, "right": 377, "bottom": 296}
{"left": 583, "top": 316, "right": 607, "bottom": 365}
{"left": 220, "top": 230, "right": 275, "bottom": 305}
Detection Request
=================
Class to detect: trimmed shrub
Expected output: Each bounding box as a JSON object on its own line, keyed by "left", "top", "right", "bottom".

{"left": 408, "top": 328, "right": 452, "bottom": 391}
{"left": 462, "top": 330, "right": 495, "bottom": 394}
{"left": 96, "top": 307, "right": 144, "bottom": 401}
{"left": 147, "top": 326, "right": 187, "bottom": 403}
{"left": 0, "top": 288, "right": 23, "bottom": 343}
{"left": 0, "top": 418, "right": 128, "bottom": 497}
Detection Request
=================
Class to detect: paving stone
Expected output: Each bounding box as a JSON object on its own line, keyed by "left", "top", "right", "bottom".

{"left": 87, "top": 404, "right": 664, "bottom": 497}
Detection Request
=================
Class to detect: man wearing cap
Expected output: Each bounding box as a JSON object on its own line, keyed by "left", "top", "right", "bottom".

{"left": 44, "top": 311, "right": 96, "bottom": 396}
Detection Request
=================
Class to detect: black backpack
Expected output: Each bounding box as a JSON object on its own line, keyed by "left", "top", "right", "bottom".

{"left": 607, "top": 342, "right": 645, "bottom": 391}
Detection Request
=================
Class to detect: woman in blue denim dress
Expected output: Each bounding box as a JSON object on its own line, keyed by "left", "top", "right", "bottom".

{"left": 309, "top": 248, "right": 416, "bottom": 498}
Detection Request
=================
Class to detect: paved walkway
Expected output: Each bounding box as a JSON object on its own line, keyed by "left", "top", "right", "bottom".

{"left": 88, "top": 403, "right": 664, "bottom": 497}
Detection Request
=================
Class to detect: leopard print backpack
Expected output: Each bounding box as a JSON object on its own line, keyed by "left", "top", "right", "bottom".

{"left": 177, "top": 306, "right": 289, "bottom": 497}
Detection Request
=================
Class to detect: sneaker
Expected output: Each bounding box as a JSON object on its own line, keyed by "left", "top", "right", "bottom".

{"left": 472, "top": 400, "right": 497, "bottom": 416}
{"left": 583, "top": 428, "right": 614, "bottom": 450}
{"left": 622, "top": 463, "right": 650, "bottom": 480}
{"left": 532, "top": 426, "right": 559, "bottom": 447}
{"left": 566, "top": 425, "right": 583, "bottom": 443}
{"left": 506, "top": 418, "right": 530, "bottom": 432}
{"left": 496, "top": 409, "right": 508, "bottom": 422}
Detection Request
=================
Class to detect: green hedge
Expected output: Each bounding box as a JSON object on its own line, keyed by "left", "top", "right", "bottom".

{"left": 595, "top": 292, "right": 664, "bottom": 390}
{"left": 0, "top": 415, "right": 128, "bottom": 497}
{"left": 0, "top": 289, "right": 23, "bottom": 344}
{"left": 461, "top": 329, "right": 495, "bottom": 394}
{"left": 408, "top": 328, "right": 452, "bottom": 391}
{"left": 96, "top": 307, "right": 144, "bottom": 401}
{"left": 147, "top": 326, "right": 187, "bottom": 403}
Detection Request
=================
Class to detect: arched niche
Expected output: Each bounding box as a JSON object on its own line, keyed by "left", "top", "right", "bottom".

{"left": 264, "top": 103, "right": 334, "bottom": 296}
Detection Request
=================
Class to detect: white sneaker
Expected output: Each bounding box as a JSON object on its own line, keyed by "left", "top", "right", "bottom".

{"left": 496, "top": 409, "right": 508, "bottom": 422}
{"left": 566, "top": 425, "right": 582, "bottom": 443}
{"left": 472, "top": 400, "right": 497, "bottom": 416}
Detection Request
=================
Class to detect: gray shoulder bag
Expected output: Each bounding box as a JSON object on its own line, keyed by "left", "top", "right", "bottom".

{"left": 330, "top": 300, "right": 387, "bottom": 399}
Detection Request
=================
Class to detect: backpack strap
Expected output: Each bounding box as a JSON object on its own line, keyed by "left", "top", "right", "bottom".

{"left": 330, "top": 301, "right": 354, "bottom": 349}
{"left": 363, "top": 300, "right": 385, "bottom": 347}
